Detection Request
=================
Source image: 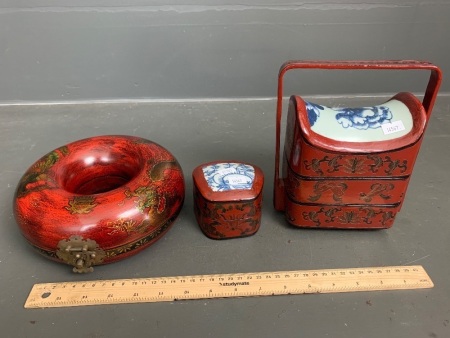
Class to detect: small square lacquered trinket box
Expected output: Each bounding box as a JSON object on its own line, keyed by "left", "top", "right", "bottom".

{"left": 192, "top": 161, "right": 264, "bottom": 239}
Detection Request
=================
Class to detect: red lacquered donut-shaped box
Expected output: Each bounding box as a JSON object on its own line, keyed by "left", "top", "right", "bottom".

{"left": 14, "top": 135, "right": 185, "bottom": 272}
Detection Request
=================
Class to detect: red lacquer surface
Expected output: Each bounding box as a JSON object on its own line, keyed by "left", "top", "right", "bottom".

{"left": 279, "top": 96, "right": 423, "bottom": 229}
{"left": 192, "top": 161, "right": 264, "bottom": 239}
{"left": 285, "top": 201, "right": 398, "bottom": 229}
{"left": 286, "top": 168, "right": 410, "bottom": 205}
{"left": 273, "top": 60, "right": 442, "bottom": 229}
{"left": 14, "top": 135, "right": 185, "bottom": 268}
{"left": 193, "top": 188, "right": 263, "bottom": 239}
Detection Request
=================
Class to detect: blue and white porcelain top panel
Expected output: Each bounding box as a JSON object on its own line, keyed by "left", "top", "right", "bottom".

{"left": 305, "top": 99, "right": 413, "bottom": 142}
{"left": 202, "top": 163, "right": 255, "bottom": 192}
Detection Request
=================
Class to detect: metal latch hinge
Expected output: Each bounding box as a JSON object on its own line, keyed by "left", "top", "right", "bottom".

{"left": 56, "top": 235, "right": 106, "bottom": 273}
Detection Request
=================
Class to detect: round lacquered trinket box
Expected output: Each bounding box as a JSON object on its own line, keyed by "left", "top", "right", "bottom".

{"left": 14, "top": 135, "right": 185, "bottom": 272}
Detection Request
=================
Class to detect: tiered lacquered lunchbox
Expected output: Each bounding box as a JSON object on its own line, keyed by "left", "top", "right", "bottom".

{"left": 273, "top": 60, "right": 442, "bottom": 229}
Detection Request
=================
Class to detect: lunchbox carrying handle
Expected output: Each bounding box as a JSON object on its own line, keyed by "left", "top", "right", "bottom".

{"left": 274, "top": 60, "right": 442, "bottom": 211}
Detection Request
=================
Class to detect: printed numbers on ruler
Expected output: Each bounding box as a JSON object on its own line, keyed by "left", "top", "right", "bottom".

{"left": 25, "top": 265, "right": 433, "bottom": 308}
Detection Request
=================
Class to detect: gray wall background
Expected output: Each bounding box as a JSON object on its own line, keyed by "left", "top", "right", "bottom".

{"left": 0, "top": 0, "right": 448, "bottom": 103}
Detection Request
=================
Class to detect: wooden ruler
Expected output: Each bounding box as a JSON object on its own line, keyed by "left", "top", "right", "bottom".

{"left": 24, "top": 265, "right": 433, "bottom": 308}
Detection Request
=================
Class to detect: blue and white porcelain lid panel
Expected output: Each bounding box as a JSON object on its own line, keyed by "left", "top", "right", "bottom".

{"left": 202, "top": 163, "right": 255, "bottom": 192}
{"left": 305, "top": 99, "right": 413, "bottom": 142}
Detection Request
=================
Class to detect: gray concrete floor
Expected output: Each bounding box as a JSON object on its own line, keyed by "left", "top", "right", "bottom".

{"left": 0, "top": 96, "right": 449, "bottom": 338}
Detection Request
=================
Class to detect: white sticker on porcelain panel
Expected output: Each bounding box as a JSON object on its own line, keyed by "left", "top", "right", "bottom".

{"left": 381, "top": 120, "right": 406, "bottom": 135}
{"left": 202, "top": 163, "right": 255, "bottom": 192}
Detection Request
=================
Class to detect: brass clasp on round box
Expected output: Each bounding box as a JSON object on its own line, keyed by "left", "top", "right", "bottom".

{"left": 56, "top": 236, "right": 106, "bottom": 273}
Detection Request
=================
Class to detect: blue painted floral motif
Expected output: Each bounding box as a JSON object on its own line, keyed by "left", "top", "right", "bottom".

{"left": 334, "top": 106, "right": 392, "bottom": 130}
{"left": 202, "top": 163, "right": 255, "bottom": 192}
{"left": 305, "top": 101, "right": 325, "bottom": 127}
{"left": 305, "top": 101, "right": 393, "bottom": 130}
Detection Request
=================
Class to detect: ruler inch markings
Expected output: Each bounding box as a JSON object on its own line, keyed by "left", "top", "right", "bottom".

{"left": 24, "top": 265, "right": 433, "bottom": 308}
